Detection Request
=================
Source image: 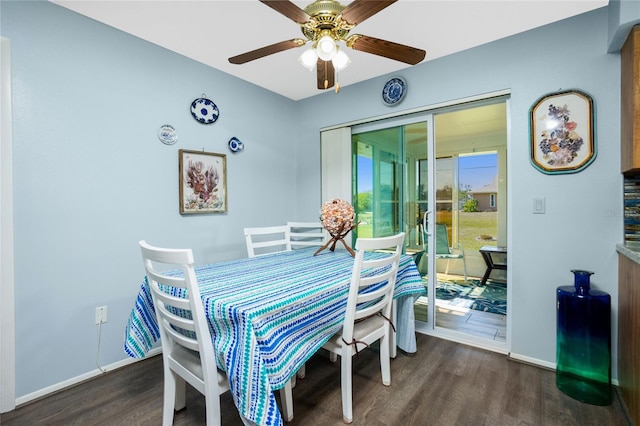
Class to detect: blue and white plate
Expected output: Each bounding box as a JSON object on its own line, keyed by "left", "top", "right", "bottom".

{"left": 190, "top": 97, "right": 219, "bottom": 124}
{"left": 381, "top": 77, "right": 407, "bottom": 106}
{"left": 228, "top": 137, "right": 244, "bottom": 153}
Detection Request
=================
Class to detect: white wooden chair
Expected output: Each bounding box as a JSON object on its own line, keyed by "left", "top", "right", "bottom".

{"left": 139, "top": 240, "right": 294, "bottom": 424}
{"left": 287, "top": 221, "right": 327, "bottom": 250}
{"left": 321, "top": 233, "right": 405, "bottom": 424}
{"left": 244, "top": 225, "right": 291, "bottom": 257}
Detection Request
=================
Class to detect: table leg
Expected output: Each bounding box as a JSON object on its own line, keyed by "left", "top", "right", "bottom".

{"left": 480, "top": 251, "right": 493, "bottom": 286}
{"left": 280, "top": 380, "right": 294, "bottom": 422}
{"left": 481, "top": 267, "right": 492, "bottom": 285}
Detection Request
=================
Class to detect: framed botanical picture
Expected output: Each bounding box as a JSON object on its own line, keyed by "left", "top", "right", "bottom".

{"left": 529, "top": 90, "right": 596, "bottom": 174}
{"left": 179, "top": 149, "right": 227, "bottom": 214}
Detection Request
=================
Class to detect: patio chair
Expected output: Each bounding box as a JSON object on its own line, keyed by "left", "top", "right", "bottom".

{"left": 414, "top": 223, "right": 467, "bottom": 280}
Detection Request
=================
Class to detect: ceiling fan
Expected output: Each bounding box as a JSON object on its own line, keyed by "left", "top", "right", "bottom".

{"left": 228, "top": 0, "right": 426, "bottom": 92}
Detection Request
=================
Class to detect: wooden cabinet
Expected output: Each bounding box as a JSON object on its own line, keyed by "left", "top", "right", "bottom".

{"left": 618, "top": 252, "right": 640, "bottom": 425}
{"left": 622, "top": 26, "right": 640, "bottom": 173}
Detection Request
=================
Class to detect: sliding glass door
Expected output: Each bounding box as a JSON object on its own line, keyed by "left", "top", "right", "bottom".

{"left": 351, "top": 100, "right": 508, "bottom": 347}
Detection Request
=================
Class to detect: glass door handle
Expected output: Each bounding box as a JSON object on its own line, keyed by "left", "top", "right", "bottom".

{"left": 422, "top": 210, "right": 431, "bottom": 236}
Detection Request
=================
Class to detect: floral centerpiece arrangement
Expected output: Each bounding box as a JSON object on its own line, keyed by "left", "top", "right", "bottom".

{"left": 314, "top": 198, "right": 359, "bottom": 257}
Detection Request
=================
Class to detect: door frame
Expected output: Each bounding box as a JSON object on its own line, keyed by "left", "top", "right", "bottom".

{"left": 1, "top": 36, "right": 16, "bottom": 413}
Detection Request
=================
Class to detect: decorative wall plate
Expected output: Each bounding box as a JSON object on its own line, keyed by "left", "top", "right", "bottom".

{"left": 190, "top": 95, "right": 219, "bottom": 124}
{"left": 158, "top": 124, "right": 178, "bottom": 145}
{"left": 382, "top": 77, "right": 407, "bottom": 106}
{"left": 228, "top": 137, "right": 244, "bottom": 153}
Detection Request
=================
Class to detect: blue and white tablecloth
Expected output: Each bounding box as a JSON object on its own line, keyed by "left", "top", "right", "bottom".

{"left": 124, "top": 248, "right": 424, "bottom": 426}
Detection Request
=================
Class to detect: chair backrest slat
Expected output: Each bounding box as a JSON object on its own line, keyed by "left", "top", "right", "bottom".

{"left": 244, "top": 225, "right": 291, "bottom": 257}
{"left": 434, "top": 223, "right": 452, "bottom": 255}
{"left": 287, "top": 221, "right": 327, "bottom": 249}
{"left": 421, "top": 223, "right": 453, "bottom": 255}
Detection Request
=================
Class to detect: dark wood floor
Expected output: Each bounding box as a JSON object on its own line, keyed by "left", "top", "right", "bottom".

{"left": 1, "top": 334, "right": 631, "bottom": 426}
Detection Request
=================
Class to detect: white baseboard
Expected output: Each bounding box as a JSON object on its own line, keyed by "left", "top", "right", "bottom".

{"left": 14, "top": 347, "right": 162, "bottom": 408}
{"left": 507, "top": 352, "right": 619, "bottom": 386}
{"left": 508, "top": 352, "right": 555, "bottom": 369}
{"left": 415, "top": 325, "right": 509, "bottom": 354}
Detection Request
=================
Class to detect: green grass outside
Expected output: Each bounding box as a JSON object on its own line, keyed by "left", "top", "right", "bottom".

{"left": 459, "top": 211, "right": 498, "bottom": 251}
{"left": 354, "top": 211, "right": 497, "bottom": 252}
{"left": 355, "top": 212, "right": 373, "bottom": 238}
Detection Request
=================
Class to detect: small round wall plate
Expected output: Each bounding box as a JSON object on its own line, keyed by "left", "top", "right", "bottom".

{"left": 158, "top": 124, "right": 178, "bottom": 145}
{"left": 190, "top": 96, "right": 219, "bottom": 124}
{"left": 381, "top": 76, "right": 407, "bottom": 106}
{"left": 228, "top": 137, "right": 244, "bottom": 153}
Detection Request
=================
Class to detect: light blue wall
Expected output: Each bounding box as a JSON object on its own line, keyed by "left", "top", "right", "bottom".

{"left": 2, "top": 1, "right": 301, "bottom": 398}
{"left": 608, "top": 0, "right": 640, "bottom": 51}
{"left": 295, "top": 7, "right": 622, "bottom": 372}
{"left": 1, "top": 0, "right": 626, "bottom": 402}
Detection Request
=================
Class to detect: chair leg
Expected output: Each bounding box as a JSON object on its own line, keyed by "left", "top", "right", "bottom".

{"left": 462, "top": 257, "right": 468, "bottom": 281}
{"left": 280, "top": 378, "right": 294, "bottom": 422}
{"left": 163, "top": 369, "right": 178, "bottom": 426}
{"left": 174, "top": 375, "right": 186, "bottom": 411}
{"left": 340, "top": 349, "right": 353, "bottom": 424}
{"left": 379, "top": 327, "right": 391, "bottom": 386}
{"left": 204, "top": 381, "right": 223, "bottom": 426}
{"left": 297, "top": 363, "right": 306, "bottom": 379}
{"left": 390, "top": 299, "right": 397, "bottom": 359}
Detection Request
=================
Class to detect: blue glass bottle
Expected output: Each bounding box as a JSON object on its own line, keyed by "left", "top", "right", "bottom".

{"left": 556, "top": 270, "right": 612, "bottom": 405}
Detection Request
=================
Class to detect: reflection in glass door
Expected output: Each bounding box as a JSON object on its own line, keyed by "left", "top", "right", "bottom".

{"left": 352, "top": 119, "right": 437, "bottom": 328}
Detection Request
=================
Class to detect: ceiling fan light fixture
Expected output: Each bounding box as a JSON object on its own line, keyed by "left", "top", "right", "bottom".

{"left": 332, "top": 47, "right": 350, "bottom": 71}
{"left": 229, "top": 0, "right": 426, "bottom": 95}
{"left": 316, "top": 34, "right": 337, "bottom": 61}
{"left": 298, "top": 47, "right": 318, "bottom": 71}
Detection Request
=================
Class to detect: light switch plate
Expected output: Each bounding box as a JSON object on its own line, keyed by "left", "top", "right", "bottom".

{"left": 533, "top": 197, "right": 545, "bottom": 214}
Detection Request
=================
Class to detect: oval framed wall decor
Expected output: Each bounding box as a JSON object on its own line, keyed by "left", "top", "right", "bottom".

{"left": 529, "top": 89, "right": 596, "bottom": 175}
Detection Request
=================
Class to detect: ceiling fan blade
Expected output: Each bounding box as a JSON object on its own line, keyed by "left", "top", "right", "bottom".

{"left": 260, "top": 0, "right": 311, "bottom": 24}
{"left": 317, "top": 59, "right": 335, "bottom": 90}
{"left": 340, "top": 0, "right": 397, "bottom": 26}
{"left": 229, "top": 39, "right": 305, "bottom": 64}
{"left": 347, "top": 34, "right": 426, "bottom": 65}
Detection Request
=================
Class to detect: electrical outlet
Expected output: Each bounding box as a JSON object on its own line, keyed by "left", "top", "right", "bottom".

{"left": 95, "top": 306, "right": 108, "bottom": 325}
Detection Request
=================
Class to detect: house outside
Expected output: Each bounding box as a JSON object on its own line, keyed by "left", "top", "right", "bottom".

{"left": 470, "top": 176, "right": 498, "bottom": 212}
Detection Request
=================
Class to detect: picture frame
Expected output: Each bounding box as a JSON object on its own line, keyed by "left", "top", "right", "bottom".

{"left": 529, "top": 89, "right": 595, "bottom": 174}
{"left": 179, "top": 149, "right": 227, "bottom": 214}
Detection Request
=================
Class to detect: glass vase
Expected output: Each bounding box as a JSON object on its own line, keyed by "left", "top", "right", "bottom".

{"left": 556, "top": 269, "right": 612, "bottom": 405}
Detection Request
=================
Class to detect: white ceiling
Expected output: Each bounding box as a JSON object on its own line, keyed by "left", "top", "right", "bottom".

{"left": 51, "top": 0, "right": 609, "bottom": 101}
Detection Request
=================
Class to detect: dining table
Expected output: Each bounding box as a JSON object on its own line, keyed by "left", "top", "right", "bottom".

{"left": 124, "top": 247, "right": 425, "bottom": 426}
